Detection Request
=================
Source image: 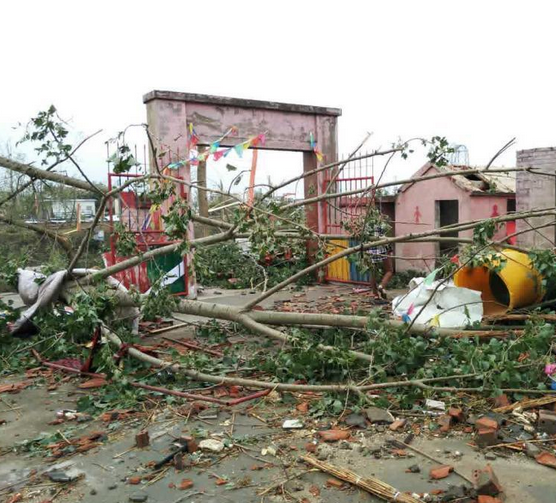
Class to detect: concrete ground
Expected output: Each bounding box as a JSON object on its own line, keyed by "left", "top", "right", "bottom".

{"left": 1, "top": 284, "right": 556, "bottom": 503}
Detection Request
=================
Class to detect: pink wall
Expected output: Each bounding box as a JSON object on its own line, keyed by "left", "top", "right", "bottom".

{"left": 395, "top": 166, "right": 512, "bottom": 272}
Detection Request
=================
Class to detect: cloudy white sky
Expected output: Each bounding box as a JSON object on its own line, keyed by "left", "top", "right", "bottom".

{"left": 1, "top": 0, "right": 555, "bottom": 197}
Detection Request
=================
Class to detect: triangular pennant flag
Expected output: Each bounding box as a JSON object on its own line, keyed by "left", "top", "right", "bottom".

{"left": 406, "top": 303, "right": 415, "bottom": 316}
{"left": 223, "top": 148, "right": 232, "bottom": 157}
{"left": 402, "top": 313, "right": 411, "bottom": 324}
{"left": 187, "top": 123, "right": 199, "bottom": 149}
{"left": 198, "top": 151, "right": 208, "bottom": 162}
{"left": 314, "top": 149, "right": 324, "bottom": 162}
{"left": 234, "top": 144, "right": 244, "bottom": 158}
{"left": 242, "top": 139, "right": 251, "bottom": 150}
{"left": 250, "top": 135, "right": 261, "bottom": 147}
{"left": 258, "top": 133, "right": 266, "bottom": 146}
{"left": 423, "top": 267, "right": 440, "bottom": 286}
{"left": 213, "top": 149, "right": 225, "bottom": 161}
{"left": 309, "top": 132, "right": 316, "bottom": 149}
{"left": 429, "top": 314, "right": 441, "bottom": 327}
{"left": 209, "top": 141, "right": 220, "bottom": 154}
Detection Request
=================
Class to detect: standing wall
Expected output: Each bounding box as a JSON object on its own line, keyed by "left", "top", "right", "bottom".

{"left": 516, "top": 148, "right": 556, "bottom": 248}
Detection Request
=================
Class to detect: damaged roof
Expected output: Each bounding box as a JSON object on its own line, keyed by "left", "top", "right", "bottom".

{"left": 399, "top": 163, "right": 516, "bottom": 196}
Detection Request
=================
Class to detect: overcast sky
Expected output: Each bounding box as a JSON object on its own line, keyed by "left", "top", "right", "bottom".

{"left": 1, "top": 1, "right": 555, "bottom": 197}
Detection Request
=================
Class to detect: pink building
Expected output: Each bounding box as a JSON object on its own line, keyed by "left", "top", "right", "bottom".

{"left": 394, "top": 163, "right": 516, "bottom": 272}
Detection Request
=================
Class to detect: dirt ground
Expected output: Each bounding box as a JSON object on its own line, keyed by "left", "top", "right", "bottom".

{"left": 2, "top": 284, "right": 556, "bottom": 503}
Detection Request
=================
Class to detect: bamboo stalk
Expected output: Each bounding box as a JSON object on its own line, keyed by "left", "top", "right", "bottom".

{"left": 300, "top": 454, "right": 421, "bottom": 503}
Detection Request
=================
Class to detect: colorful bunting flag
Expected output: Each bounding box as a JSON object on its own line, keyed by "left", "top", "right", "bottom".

{"left": 234, "top": 143, "right": 244, "bottom": 158}
{"left": 423, "top": 267, "right": 440, "bottom": 286}
{"left": 308, "top": 131, "right": 324, "bottom": 163}
{"left": 213, "top": 149, "right": 225, "bottom": 161}
{"left": 187, "top": 123, "right": 199, "bottom": 149}
{"left": 209, "top": 141, "right": 220, "bottom": 154}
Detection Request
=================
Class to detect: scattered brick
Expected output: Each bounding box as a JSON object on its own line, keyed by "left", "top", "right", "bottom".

{"left": 437, "top": 414, "right": 452, "bottom": 433}
{"left": 179, "top": 479, "right": 194, "bottom": 490}
{"left": 535, "top": 451, "right": 556, "bottom": 469}
{"left": 174, "top": 453, "right": 184, "bottom": 471}
{"left": 317, "top": 429, "right": 350, "bottom": 442}
{"left": 391, "top": 449, "right": 408, "bottom": 457}
{"left": 473, "top": 465, "right": 503, "bottom": 496}
{"left": 475, "top": 417, "right": 499, "bottom": 431}
{"left": 296, "top": 401, "right": 309, "bottom": 413}
{"left": 538, "top": 410, "right": 556, "bottom": 435}
{"left": 215, "top": 478, "right": 227, "bottom": 486}
{"left": 429, "top": 465, "right": 454, "bottom": 480}
{"left": 493, "top": 394, "right": 510, "bottom": 409}
{"left": 326, "top": 478, "right": 344, "bottom": 489}
{"left": 135, "top": 430, "right": 150, "bottom": 448}
{"left": 389, "top": 418, "right": 407, "bottom": 431}
{"left": 475, "top": 427, "right": 498, "bottom": 448}
{"left": 309, "top": 485, "right": 320, "bottom": 497}
{"left": 448, "top": 407, "right": 465, "bottom": 423}
{"left": 305, "top": 443, "right": 317, "bottom": 453}
{"left": 478, "top": 496, "right": 502, "bottom": 503}
{"left": 127, "top": 476, "right": 142, "bottom": 485}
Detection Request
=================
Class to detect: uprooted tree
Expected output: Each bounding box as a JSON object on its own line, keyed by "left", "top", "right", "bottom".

{"left": 2, "top": 106, "right": 556, "bottom": 414}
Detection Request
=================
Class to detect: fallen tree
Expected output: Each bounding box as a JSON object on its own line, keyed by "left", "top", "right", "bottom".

{"left": 2, "top": 115, "right": 556, "bottom": 408}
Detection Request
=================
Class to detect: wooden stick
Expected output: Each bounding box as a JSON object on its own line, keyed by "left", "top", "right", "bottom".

{"left": 484, "top": 314, "right": 556, "bottom": 323}
{"left": 162, "top": 336, "right": 224, "bottom": 357}
{"left": 300, "top": 454, "right": 421, "bottom": 503}
{"left": 147, "top": 322, "right": 188, "bottom": 335}
{"left": 493, "top": 395, "right": 556, "bottom": 413}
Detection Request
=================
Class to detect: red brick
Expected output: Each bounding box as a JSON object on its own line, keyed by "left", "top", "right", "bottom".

{"left": 309, "top": 485, "right": 320, "bottom": 496}
{"left": 317, "top": 429, "right": 350, "bottom": 442}
{"left": 473, "top": 465, "right": 503, "bottom": 496}
{"left": 305, "top": 443, "right": 317, "bottom": 453}
{"left": 389, "top": 419, "right": 407, "bottom": 431}
{"left": 538, "top": 410, "right": 556, "bottom": 435}
{"left": 475, "top": 427, "right": 498, "bottom": 448}
{"left": 448, "top": 407, "right": 465, "bottom": 423}
{"left": 475, "top": 417, "right": 499, "bottom": 431}
{"left": 493, "top": 394, "right": 510, "bottom": 408}
{"left": 536, "top": 451, "right": 556, "bottom": 469}
{"left": 296, "top": 401, "right": 309, "bottom": 413}
{"left": 174, "top": 453, "right": 185, "bottom": 470}
{"left": 437, "top": 415, "right": 452, "bottom": 433}
{"left": 135, "top": 430, "right": 150, "bottom": 448}
{"left": 478, "top": 496, "right": 502, "bottom": 503}
{"left": 429, "top": 465, "right": 454, "bottom": 480}
{"left": 179, "top": 479, "right": 194, "bottom": 490}
{"left": 326, "top": 478, "right": 344, "bottom": 489}
{"left": 127, "top": 476, "right": 142, "bottom": 485}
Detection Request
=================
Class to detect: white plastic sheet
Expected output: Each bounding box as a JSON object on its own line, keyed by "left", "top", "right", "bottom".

{"left": 392, "top": 277, "right": 483, "bottom": 329}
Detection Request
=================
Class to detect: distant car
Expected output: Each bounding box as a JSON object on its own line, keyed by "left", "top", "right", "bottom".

{"left": 24, "top": 218, "right": 40, "bottom": 224}
{"left": 50, "top": 218, "right": 66, "bottom": 224}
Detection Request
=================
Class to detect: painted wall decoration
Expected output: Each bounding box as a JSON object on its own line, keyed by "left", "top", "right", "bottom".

{"left": 414, "top": 205, "right": 422, "bottom": 223}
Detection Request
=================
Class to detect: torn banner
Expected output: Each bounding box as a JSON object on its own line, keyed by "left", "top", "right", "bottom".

{"left": 392, "top": 277, "right": 483, "bottom": 329}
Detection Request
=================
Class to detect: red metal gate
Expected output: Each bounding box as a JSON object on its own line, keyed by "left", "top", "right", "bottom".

{"left": 105, "top": 170, "right": 189, "bottom": 296}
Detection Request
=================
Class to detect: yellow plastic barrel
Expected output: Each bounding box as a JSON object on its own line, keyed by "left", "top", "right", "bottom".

{"left": 454, "top": 249, "right": 544, "bottom": 315}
